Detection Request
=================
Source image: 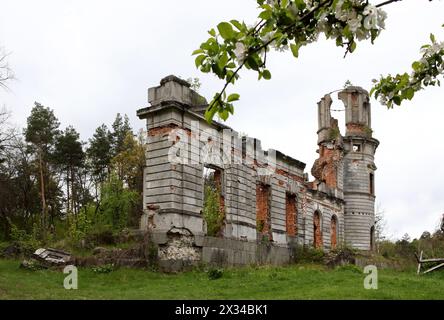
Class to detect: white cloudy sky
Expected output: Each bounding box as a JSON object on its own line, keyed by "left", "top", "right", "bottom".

{"left": 1, "top": 0, "right": 443, "bottom": 239}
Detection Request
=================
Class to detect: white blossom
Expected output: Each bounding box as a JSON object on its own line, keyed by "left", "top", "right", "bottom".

{"left": 234, "top": 42, "right": 247, "bottom": 63}
{"left": 316, "top": 12, "right": 329, "bottom": 34}
{"left": 347, "top": 15, "right": 362, "bottom": 33}
{"left": 363, "top": 4, "right": 377, "bottom": 17}
{"left": 334, "top": 0, "right": 348, "bottom": 22}
{"left": 421, "top": 42, "right": 444, "bottom": 57}
{"left": 377, "top": 9, "right": 387, "bottom": 29}
{"left": 260, "top": 31, "right": 276, "bottom": 44}
{"left": 271, "top": 41, "right": 288, "bottom": 52}
{"left": 304, "top": 0, "right": 315, "bottom": 10}
{"left": 363, "top": 5, "right": 386, "bottom": 30}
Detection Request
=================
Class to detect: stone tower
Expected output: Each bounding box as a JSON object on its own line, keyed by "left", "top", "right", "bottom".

{"left": 339, "top": 86, "right": 379, "bottom": 250}
{"left": 312, "top": 94, "right": 344, "bottom": 200}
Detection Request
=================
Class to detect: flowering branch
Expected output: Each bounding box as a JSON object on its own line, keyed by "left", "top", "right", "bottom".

{"left": 193, "top": 0, "right": 392, "bottom": 122}
{"left": 370, "top": 28, "right": 444, "bottom": 108}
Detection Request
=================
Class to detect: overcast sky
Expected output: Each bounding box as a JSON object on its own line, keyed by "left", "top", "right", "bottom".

{"left": 1, "top": 0, "right": 444, "bottom": 240}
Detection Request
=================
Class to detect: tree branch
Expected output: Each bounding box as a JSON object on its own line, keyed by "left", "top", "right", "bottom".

{"left": 376, "top": 0, "right": 403, "bottom": 8}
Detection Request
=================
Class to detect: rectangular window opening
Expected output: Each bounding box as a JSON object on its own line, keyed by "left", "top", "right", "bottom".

{"left": 203, "top": 166, "right": 225, "bottom": 237}
{"left": 256, "top": 183, "right": 272, "bottom": 241}
{"left": 285, "top": 193, "right": 297, "bottom": 237}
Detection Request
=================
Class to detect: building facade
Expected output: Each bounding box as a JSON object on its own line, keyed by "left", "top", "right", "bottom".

{"left": 137, "top": 75, "right": 378, "bottom": 270}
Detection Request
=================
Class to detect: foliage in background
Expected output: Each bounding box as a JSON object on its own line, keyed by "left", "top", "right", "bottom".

{"left": 8, "top": 220, "right": 42, "bottom": 255}
{"left": 98, "top": 174, "right": 139, "bottom": 232}
{"left": 377, "top": 230, "right": 444, "bottom": 268}
{"left": 0, "top": 105, "right": 145, "bottom": 249}
{"left": 67, "top": 209, "right": 92, "bottom": 244}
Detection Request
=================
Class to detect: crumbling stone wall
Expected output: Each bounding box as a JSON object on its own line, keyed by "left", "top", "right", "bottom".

{"left": 137, "top": 76, "right": 377, "bottom": 269}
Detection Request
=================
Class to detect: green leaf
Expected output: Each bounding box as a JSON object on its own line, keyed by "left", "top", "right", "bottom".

{"left": 192, "top": 49, "right": 203, "bottom": 55}
{"left": 262, "top": 69, "right": 271, "bottom": 80}
{"left": 208, "top": 29, "right": 216, "bottom": 37}
{"left": 226, "top": 62, "right": 236, "bottom": 69}
{"left": 343, "top": 25, "right": 352, "bottom": 39}
{"left": 259, "top": 10, "right": 272, "bottom": 20}
{"left": 430, "top": 33, "right": 436, "bottom": 43}
{"left": 294, "top": 0, "right": 306, "bottom": 10}
{"left": 290, "top": 43, "right": 300, "bottom": 58}
{"left": 219, "top": 109, "right": 229, "bottom": 121}
{"left": 230, "top": 20, "right": 244, "bottom": 32}
{"left": 336, "top": 37, "right": 343, "bottom": 47}
{"left": 217, "top": 22, "right": 235, "bottom": 40}
{"left": 404, "top": 88, "right": 415, "bottom": 100}
{"left": 412, "top": 61, "right": 422, "bottom": 72}
{"left": 195, "top": 55, "right": 206, "bottom": 68}
{"left": 246, "top": 55, "right": 260, "bottom": 71}
{"left": 226, "top": 104, "right": 234, "bottom": 114}
{"left": 205, "top": 104, "right": 218, "bottom": 123}
{"left": 217, "top": 52, "right": 229, "bottom": 72}
{"left": 227, "top": 93, "right": 240, "bottom": 102}
{"left": 350, "top": 41, "right": 357, "bottom": 53}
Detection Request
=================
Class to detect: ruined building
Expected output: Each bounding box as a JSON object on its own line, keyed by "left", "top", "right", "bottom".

{"left": 137, "top": 75, "right": 379, "bottom": 270}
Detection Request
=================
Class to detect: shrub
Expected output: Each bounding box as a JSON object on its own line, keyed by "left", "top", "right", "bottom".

{"left": 9, "top": 221, "right": 42, "bottom": 255}
{"left": 92, "top": 263, "right": 115, "bottom": 274}
{"left": 19, "top": 259, "right": 46, "bottom": 271}
{"left": 84, "top": 229, "right": 116, "bottom": 247}
{"left": 291, "top": 245, "right": 325, "bottom": 264}
{"left": 203, "top": 186, "right": 224, "bottom": 237}
{"left": 67, "top": 209, "right": 92, "bottom": 245}
{"left": 98, "top": 175, "right": 139, "bottom": 231}
{"left": 207, "top": 268, "right": 224, "bottom": 280}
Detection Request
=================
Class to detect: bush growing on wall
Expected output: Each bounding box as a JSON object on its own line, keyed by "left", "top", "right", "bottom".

{"left": 203, "top": 185, "right": 224, "bottom": 237}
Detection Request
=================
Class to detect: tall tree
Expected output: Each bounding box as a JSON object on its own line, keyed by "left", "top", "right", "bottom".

{"left": 53, "top": 126, "right": 85, "bottom": 214}
{"left": 111, "top": 130, "right": 146, "bottom": 190}
{"left": 111, "top": 113, "right": 132, "bottom": 156}
{"left": 87, "top": 124, "right": 113, "bottom": 184}
{"left": 24, "top": 102, "right": 60, "bottom": 235}
{"left": 110, "top": 130, "right": 146, "bottom": 227}
{"left": 0, "top": 136, "right": 40, "bottom": 239}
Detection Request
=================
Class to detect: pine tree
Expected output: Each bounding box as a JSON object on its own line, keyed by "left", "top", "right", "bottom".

{"left": 24, "top": 102, "right": 60, "bottom": 235}
{"left": 53, "top": 126, "right": 85, "bottom": 214}
{"left": 87, "top": 124, "right": 113, "bottom": 183}
{"left": 111, "top": 113, "right": 133, "bottom": 156}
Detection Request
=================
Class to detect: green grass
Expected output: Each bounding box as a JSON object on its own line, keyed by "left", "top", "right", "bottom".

{"left": 1, "top": 259, "right": 444, "bottom": 299}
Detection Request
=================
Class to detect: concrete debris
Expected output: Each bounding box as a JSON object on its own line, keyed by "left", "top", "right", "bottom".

{"left": 33, "top": 248, "right": 72, "bottom": 266}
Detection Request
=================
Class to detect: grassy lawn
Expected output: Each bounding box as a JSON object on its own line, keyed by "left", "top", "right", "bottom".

{"left": 1, "top": 259, "right": 444, "bottom": 299}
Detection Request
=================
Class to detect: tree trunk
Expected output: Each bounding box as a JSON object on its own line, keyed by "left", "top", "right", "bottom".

{"left": 66, "top": 168, "right": 70, "bottom": 213}
{"left": 71, "top": 167, "right": 76, "bottom": 215}
{"left": 38, "top": 149, "right": 47, "bottom": 236}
